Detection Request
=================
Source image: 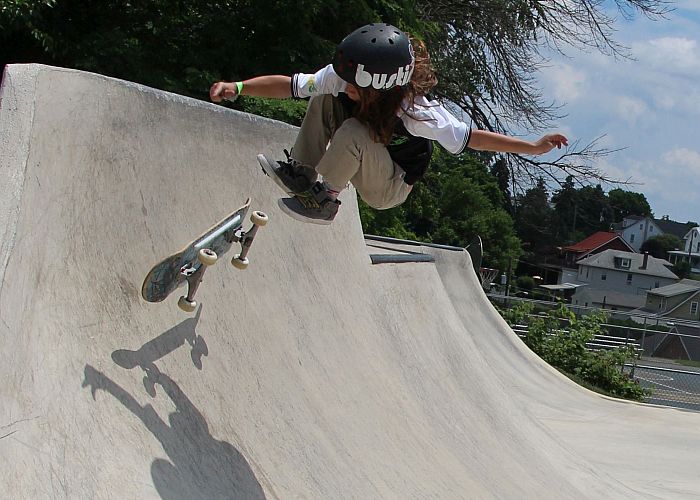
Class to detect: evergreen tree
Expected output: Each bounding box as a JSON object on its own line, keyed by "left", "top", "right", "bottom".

{"left": 515, "top": 178, "right": 554, "bottom": 257}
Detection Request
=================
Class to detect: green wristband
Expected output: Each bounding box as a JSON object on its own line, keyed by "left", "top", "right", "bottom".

{"left": 235, "top": 81, "right": 244, "bottom": 95}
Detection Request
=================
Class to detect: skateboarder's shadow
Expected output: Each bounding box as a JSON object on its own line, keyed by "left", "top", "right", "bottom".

{"left": 112, "top": 306, "right": 208, "bottom": 391}
{"left": 82, "top": 364, "right": 266, "bottom": 499}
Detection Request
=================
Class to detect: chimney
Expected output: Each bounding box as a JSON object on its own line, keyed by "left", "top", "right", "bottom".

{"left": 640, "top": 252, "right": 649, "bottom": 270}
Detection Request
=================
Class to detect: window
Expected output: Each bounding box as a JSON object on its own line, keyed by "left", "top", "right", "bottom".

{"left": 586, "top": 267, "right": 590, "bottom": 279}
{"left": 601, "top": 273, "right": 607, "bottom": 281}
{"left": 640, "top": 224, "right": 644, "bottom": 230}
{"left": 615, "top": 257, "right": 631, "bottom": 269}
{"left": 630, "top": 234, "right": 635, "bottom": 243}
{"left": 627, "top": 273, "right": 633, "bottom": 285}
{"left": 655, "top": 282, "right": 660, "bottom": 288}
{"left": 650, "top": 226, "right": 654, "bottom": 232}
{"left": 692, "top": 302, "right": 699, "bottom": 316}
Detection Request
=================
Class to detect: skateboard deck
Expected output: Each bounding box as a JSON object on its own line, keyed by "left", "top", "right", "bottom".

{"left": 141, "top": 198, "right": 267, "bottom": 312}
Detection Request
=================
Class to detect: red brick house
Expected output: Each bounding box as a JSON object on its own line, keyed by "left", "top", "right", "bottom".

{"left": 563, "top": 231, "right": 636, "bottom": 268}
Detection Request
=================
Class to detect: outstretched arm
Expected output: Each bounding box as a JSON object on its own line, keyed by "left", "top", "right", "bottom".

{"left": 469, "top": 129, "right": 568, "bottom": 155}
{"left": 210, "top": 75, "right": 292, "bottom": 102}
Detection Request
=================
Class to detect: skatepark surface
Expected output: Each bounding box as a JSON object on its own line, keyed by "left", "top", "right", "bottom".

{"left": 2, "top": 64, "right": 700, "bottom": 499}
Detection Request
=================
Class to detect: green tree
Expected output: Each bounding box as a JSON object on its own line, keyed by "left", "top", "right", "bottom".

{"left": 640, "top": 234, "right": 683, "bottom": 259}
{"left": 361, "top": 147, "right": 522, "bottom": 271}
{"left": 607, "top": 188, "right": 652, "bottom": 222}
{"left": 574, "top": 184, "right": 612, "bottom": 236}
{"left": 1, "top": 0, "right": 418, "bottom": 100}
{"left": 550, "top": 182, "right": 613, "bottom": 242}
{"left": 550, "top": 176, "right": 579, "bottom": 244}
{"left": 490, "top": 157, "right": 514, "bottom": 214}
{"left": 674, "top": 261, "right": 692, "bottom": 279}
{"left": 515, "top": 178, "right": 554, "bottom": 257}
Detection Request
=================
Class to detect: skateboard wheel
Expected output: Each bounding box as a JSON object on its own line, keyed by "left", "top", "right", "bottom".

{"left": 198, "top": 248, "right": 218, "bottom": 266}
{"left": 232, "top": 255, "right": 249, "bottom": 270}
{"left": 178, "top": 296, "right": 197, "bottom": 312}
{"left": 251, "top": 211, "right": 268, "bottom": 226}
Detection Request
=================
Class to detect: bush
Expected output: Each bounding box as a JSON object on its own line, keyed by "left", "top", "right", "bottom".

{"left": 516, "top": 275, "right": 535, "bottom": 291}
{"left": 499, "top": 302, "right": 648, "bottom": 401}
{"left": 674, "top": 261, "right": 692, "bottom": 279}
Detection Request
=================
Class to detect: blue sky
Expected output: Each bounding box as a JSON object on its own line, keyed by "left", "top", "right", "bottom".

{"left": 535, "top": 1, "right": 700, "bottom": 223}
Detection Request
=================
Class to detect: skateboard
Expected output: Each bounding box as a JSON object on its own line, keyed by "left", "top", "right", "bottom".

{"left": 141, "top": 198, "right": 267, "bottom": 312}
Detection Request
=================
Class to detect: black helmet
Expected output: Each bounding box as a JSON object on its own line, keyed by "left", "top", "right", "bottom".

{"left": 333, "top": 23, "right": 415, "bottom": 91}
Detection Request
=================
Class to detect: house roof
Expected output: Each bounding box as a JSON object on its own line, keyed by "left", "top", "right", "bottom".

{"left": 655, "top": 218, "right": 692, "bottom": 239}
{"left": 681, "top": 226, "right": 700, "bottom": 240}
{"left": 576, "top": 249, "right": 678, "bottom": 279}
{"left": 647, "top": 279, "right": 700, "bottom": 298}
{"left": 574, "top": 287, "right": 647, "bottom": 309}
{"left": 563, "top": 231, "right": 632, "bottom": 253}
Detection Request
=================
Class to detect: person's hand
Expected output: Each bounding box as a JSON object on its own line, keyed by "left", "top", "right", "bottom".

{"left": 532, "top": 133, "right": 568, "bottom": 155}
{"left": 209, "top": 81, "right": 237, "bottom": 103}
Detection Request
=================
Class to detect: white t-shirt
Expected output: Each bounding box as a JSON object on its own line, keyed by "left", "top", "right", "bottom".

{"left": 291, "top": 64, "right": 472, "bottom": 154}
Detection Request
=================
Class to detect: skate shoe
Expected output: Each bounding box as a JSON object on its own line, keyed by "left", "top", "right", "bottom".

{"left": 278, "top": 181, "right": 341, "bottom": 225}
{"left": 257, "top": 151, "right": 316, "bottom": 195}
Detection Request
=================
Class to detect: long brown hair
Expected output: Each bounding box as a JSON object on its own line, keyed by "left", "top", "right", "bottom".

{"left": 354, "top": 36, "right": 438, "bottom": 145}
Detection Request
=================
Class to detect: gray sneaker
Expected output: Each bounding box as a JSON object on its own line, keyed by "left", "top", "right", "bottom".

{"left": 278, "top": 182, "right": 341, "bottom": 225}
{"left": 257, "top": 152, "right": 316, "bottom": 195}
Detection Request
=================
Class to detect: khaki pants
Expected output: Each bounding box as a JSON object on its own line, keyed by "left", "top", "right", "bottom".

{"left": 291, "top": 94, "right": 413, "bottom": 210}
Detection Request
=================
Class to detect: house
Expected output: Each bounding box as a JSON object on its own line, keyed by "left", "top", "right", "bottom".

{"left": 613, "top": 215, "right": 691, "bottom": 252}
{"left": 613, "top": 216, "right": 662, "bottom": 252}
{"left": 571, "top": 249, "right": 678, "bottom": 311}
{"left": 560, "top": 232, "right": 635, "bottom": 283}
{"left": 644, "top": 279, "right": 700, "bottom": 320}
{"left": 667, "top": 227, "right": 700, "bottom": 274}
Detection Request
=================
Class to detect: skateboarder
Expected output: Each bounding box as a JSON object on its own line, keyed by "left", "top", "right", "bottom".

{"left": 210, "top": 23, "right": 568, "bottom": 225}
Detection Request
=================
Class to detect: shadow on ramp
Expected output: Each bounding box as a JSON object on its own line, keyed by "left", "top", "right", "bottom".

{"left": 111, "top": 307, "right": 208, "bottom": 377}
{"left": 82, "top": 364, "right": 265, "bottom": 499}
{"left": 85, "top": 308, "right": 262, "bottom": 499}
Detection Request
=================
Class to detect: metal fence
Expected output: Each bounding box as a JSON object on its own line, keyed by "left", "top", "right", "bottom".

{"left": 491, "top": 294, "right": 700, "bottom": 411}
{"left": 511, "top": 321, "right": 700, "bottom": 411}
{"left": 625, "top": 364, "right": 700, "bottom": 412}
{"left": 489, "top": 294, "right": 700, "bottom": 361}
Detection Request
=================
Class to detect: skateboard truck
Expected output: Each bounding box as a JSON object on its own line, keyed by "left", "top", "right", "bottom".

{"left": 177, "top": 210, "right": 268, "bottom": 312}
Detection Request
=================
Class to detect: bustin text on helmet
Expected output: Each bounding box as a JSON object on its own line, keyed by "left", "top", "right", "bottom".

{"left": 354, "top": 63, "right": 414, "bottom": 90}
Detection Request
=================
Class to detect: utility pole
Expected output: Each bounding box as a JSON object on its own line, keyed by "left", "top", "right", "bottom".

{"left": 689, "top": 229, "right": 696, "bottom": 271}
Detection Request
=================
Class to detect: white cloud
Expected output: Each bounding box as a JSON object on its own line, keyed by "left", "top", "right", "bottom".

{"left": 614, "top": 95, "right": 648, "bottom": 124}
{"left": 613, "top": 149, "right": 700, "bottom": 218}
{"left": 636, "top": 37, "right": 700, "bottom": 75}
{"left": 661, "top": 148, "right": 700, "bottom": 176}
{"left": 673, "top": 1, "right": 700, "bottom": 14}
{"left": 541, "top": 63, "right": 587, "bottom": 104}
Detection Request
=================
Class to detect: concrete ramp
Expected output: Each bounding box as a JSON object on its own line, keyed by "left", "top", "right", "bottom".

{"left": 2, "top": 65, "right": 700, "bottom": 499}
